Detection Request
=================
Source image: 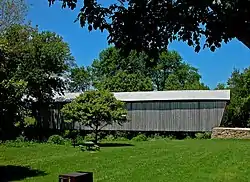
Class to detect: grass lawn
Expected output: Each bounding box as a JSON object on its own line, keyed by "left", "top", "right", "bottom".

{"left": 1, "top": 139, "right": 250, "bottom": 182}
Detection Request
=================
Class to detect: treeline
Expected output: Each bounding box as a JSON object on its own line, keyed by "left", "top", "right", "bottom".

{"left": 67, "top": 47, "right": 209, "bottom": 92}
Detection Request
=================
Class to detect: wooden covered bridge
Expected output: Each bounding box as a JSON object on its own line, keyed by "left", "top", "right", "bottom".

{"left": 37, "top": 90, "right": 230, "bottom": 132}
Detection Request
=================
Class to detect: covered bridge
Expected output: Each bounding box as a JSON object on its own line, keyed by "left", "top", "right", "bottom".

{"left": 49, "top": 90, "right": 230, "bottom": 132}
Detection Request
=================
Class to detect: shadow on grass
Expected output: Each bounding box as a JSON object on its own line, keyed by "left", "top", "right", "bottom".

{"left": 0, "top": 165, "right": 47, "bottom": 182}
{"left": 98, "top": 143, "right": 134, "bottom": 147}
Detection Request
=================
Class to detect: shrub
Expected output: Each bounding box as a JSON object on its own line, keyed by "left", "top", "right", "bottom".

{"left": 63, "top": 130, "right": 79, "bottom": 139}
{"left": 132, "top": 134, "right": 147, "bottom": 142}
{"left": 75, "top": 135, "right": 84, "bottom": 145}
{"left": 16, "top": 135, "right": 26, "bottom": 142}
{"left": 48, "top": 135, "right": 65, "bottom": 145}
{"left": 63, "top": 130, "right": 71, "bottom": 138}
{"left": 185, "top": 136, "right": 192, "bottom": 140}
{"left": 84, "top": 133, "right": 95, "bottom": 142}
{"left": 165, "top": 134, "right": 176, "bottom": 140}
{"left": 116, "top": 137, "right": 129, "bottom": 141}
{"left": 149, "top": 134, "right": 165, "bottom": 141}
{"left": 195, "top": 132, "right": 211, "bottom": 139}
{"left": 103, "top": 134, "right": 115, "bottom": 141}
{"left": 64, "top": 138, "right": 73, "bottom": 146}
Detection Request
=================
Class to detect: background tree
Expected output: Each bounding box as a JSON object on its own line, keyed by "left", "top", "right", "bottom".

{"left": 61, "top": 90, "right": 127, "bottom": 144}
{"left": 90, "top": 47, "right": 208, "bottom": 92}
{"left": 151, "top": 51, "right": 208, "bottom": 91}
{"left": 0, "top": 24, "right": 75, "bottom": 139}
{"left": 90, "top": 47, "right": 153, "bottom": 92}
{"left": 48, "top": 0, "right": 250, "bottom": 60}
{"left": 68, "top": 66, "right": 91, "bottom": 92}
{"left": 215, "top": 83, "right": 228, "bottom": 90}
{"left": 0, "top": 0, "right": 28, "bottom": 31}
{"left": 220, "top": 68, "right": 250, "bottom": 127}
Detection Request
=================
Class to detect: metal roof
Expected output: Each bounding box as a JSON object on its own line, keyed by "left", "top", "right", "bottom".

{"left": 54, "top": 90, "right": 230, "bottom": 102}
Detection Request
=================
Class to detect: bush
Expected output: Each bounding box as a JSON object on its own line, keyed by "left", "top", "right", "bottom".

{"left": 75, "top": 135, "right": 84, "bottom": 145}
{"left": 165, "top": 134, "right": 176, "bottom": 140}
{"left": 63, "top": 130, "right": 79, "bottom": 139}
{"left": 84, "top": 133, "right": 95, "bottom": 142}
{"left": 16, "top": 135, "right": 27, "bottom": 142}
{"left": 132, "top": 134, "right": 147, "bottom": 142}
{"left": 195, "top": 132, "right": 211, "bottom": 139}
{"left": 116, "top": 137, "right": 129, "bottom": 141}
{"left": 48, "top": 135, "right": 65, "bottom": 145}
{"left": 64, "top": 138, "right": 73, "bottom": 146}
{"left": 185, "top": 136, "right": 192, "bottom": 140}
{"left": 103, "top": 134, "right": 115, "bottom": 141}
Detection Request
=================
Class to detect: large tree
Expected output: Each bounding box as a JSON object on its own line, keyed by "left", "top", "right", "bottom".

{"left": 0, "top": 24, "right": 74, "bottom": 138}
{"left": 61, "top": 90, "right": 127, "bottom": 144}
{"left": 0, "top": 0, "right": 28, "bottom": 31}
{"left": 48, "top": 0, "right": 250, "bottom": 59}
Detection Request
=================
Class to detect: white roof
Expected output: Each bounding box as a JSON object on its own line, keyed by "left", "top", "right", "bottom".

{"left": 54, "top": 90, "right": 230, "bottom": 102}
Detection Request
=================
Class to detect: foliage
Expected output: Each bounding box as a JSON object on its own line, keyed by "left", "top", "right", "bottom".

{"left": 49, "top": 0, "right": 250, "bottom": 60}
{"left": 90, "top": 47, "right": 208, "bottom": 91}
{"left": 68, "top": 66, "right": 91, "bottom": 92}
{"left": 103, "top": 134, "right": 116, "bottom": 142}
{"left": 0, "top": 24, "right": 75, "bottom": 138}
{"left": 132, "top": 134, "right": 148, "bottom": 142}
{"left": 220, "top": 68, "right": 250, "bottom": 127}
{"left": 215, "top": 83, "right": 228, "bottom": 90}
{"left": 62, "top": 129, "right": 78, "bottom": 139}
{"left": 115, "top": 137, "right": 129, "bottom": 141}
{"left": 75, "top": 135, "right": 85, "bottom": 144}
{"left": 0, "top": 0, "right": 28, "bottom": 31}
{"left": 90, "top": 47, "right": 153, "bottom": 91}
{"left": 195, "top": 132, "right": 211, "bottom": 139}
{"left": 15, "top": 135, "right": 26, "bottom": 142}
{"left": 61, "top": 90, "right": 128, "bottom": 144}
{"left": 47, "top": 135, "right": 65, "bottom": 145}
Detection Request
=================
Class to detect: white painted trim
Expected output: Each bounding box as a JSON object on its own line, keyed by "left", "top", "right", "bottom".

{"left": 54, "top": 90, "right": 230, "bottom": 102}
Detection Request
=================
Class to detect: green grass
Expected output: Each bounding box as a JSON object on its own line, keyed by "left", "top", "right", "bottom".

{"left": 1, "top": 139, "right": 250, "bottom": 182}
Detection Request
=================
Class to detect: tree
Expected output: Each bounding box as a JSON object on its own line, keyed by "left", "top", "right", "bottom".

{"left": 0, "top": 0, "right": 28, "bottom": 31}
{"left": 48, "top": 0, "right": 250, "bottom": 60}
{"left": 90, "top": 47, "right": 153, "bottom": 92}
{"left": 0, "top": 24, "right": 75, "bottom": 138}
{"left": 95, "top": 71, "right": 153, "bottom": 92}
{"left": 220, "top": 68, "right": 250, "bottom": 127}
{"left": 215, "top": 83, "right": 228, "bottom": 90}
{"left": 151, "top": 51, "right": 209, "bottom": 90}
{"left": 68, "top": 66, "right": 91, "bottom": 92}
{"left": 61, "top": 90, "right": 127, "bottom": 144}
{"left": 90, "top": 47, "right": 208, "bottom": 91}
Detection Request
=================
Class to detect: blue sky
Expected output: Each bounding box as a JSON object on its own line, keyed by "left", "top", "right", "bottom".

{"left": 27, "top": 0, "right": 250, "bottom": 89}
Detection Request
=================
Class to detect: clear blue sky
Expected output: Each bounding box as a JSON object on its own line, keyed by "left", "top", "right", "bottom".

{"left": 27, "top": 0, "right": 250, "bottom": 89}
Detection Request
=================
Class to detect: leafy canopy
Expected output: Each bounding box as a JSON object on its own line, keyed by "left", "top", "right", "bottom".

{"left": 90, "top": 47, "right": 153, "bottom": 91}
{"left": 0, "top": 24, "right": 74, "bottom": 137}
{"left": 89, "top": 47, "right": 208, "bottom": 92}
{"left": 220, "top": 68, "right": 250, "bottom": 127}
{"left": 48, "top": 0, "right": 250, "bottom": 59}
{"left": 68, "top": 66, "right": 91, "bottom": 92}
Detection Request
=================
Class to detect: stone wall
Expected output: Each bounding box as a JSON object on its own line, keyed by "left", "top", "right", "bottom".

{"left": 212, "top": 127, "right": 250, "bottom": 139}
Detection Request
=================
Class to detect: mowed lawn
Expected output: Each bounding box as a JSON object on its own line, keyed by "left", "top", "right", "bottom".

{"left": 1, "top": 139, "right": 250, "bottom": 182}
